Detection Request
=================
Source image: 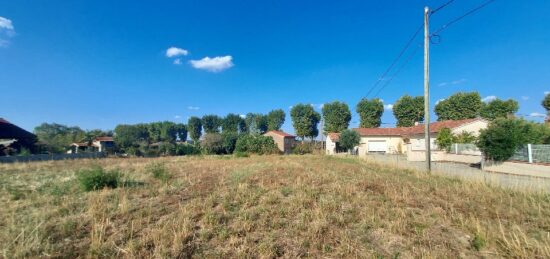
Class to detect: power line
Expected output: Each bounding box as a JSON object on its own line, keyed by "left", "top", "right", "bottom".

{"left": 373, "top": 43, "right": 422, "bottom": 98}
{"left": 430, "top": 0, "right": 455, "bottom": 15}
{"left": 365, "top": 24, "right": 423, "bottom": 98}
{"left": 431, "top": 0, "right": 497, "bottom": 36}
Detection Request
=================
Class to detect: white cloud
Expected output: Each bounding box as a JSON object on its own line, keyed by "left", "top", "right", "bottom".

{"left": 482, "top": 95, "right": 497, "bottom": 102}
{"left": 239, "top": 114, "right": 246, "bottom": 118}
{"left": 384, "top": 104, "right": 394, "bottom": 111}
{"left": 438, "top": 78, "right": 466, "bottom": 87}
{"left": 0, "top": 16, "right": 15, "bottom": 47}
{"left": 173, "top": 58, "right": 182, "bottom": 65}
{"left": 187, "top": 106, "right": 200, "bottom": 110}
{"left": 521, "top": 96, "right": 529, "bottom": 101}
{"left": 174, "top": 115, "right": 182, "bottom": 119}
{"left": 545, "top": 91, "right": 550, "bottom": 96}
{"left": 190, "top": 55, "right": 233, "bottom": 72}
{"left": 529, "top": 112, "right": 546, "bottom": 118}
{"left": 166, "top": 47, "right": 188, "bottom": 58}
{"left": 435, "top": 98, "right": 445, "bottom": 105}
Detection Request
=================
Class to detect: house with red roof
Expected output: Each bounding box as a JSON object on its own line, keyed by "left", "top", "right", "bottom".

{"left": 68, "top": 136, "right": 114, "bottom": 154}
{"left": 326, "top": 118, "right": 488, "bottom": 156}
{"left": 263, "top": 130, "right": 296, "bottom": 154}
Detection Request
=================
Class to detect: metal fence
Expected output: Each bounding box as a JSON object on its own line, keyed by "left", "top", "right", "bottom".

{"left": 451, "top": 143, "right": 481, "bottom": 155}
{"left": 509, "top": 144, "right": 550, "bottom": 164}
{"left": 0, "top": 152, "right": 106, "bottom": 163}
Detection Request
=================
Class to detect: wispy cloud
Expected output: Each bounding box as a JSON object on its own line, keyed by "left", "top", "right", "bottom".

{"left": 384, "top": 104, "right": 394, "bottom": 111}
{"left": 166, "top": 47, "right": 188, "bottom": 58}
{"left": 173, "top": 58, "right": 182, "bottom": 65}
{"left": 174, "top": 115, "right": 182, "bottom": 119}
{"left": 438, "top": 78, "right": 467, "bottom": 87}
{"left": 0, "top": 16, "right": 15, "bottom": 47}
{"left": 482, "top": 95, "right": 497, "bottom": 102}
{"left": 190, "top": 56, "right": 233, "bottom": 72}
{"left": 529, "top": 112, "right": 546, "bottom": 118}
{"left": 521, "top": 96, "right": 529, "bottom": 101}
{"left": 435, "top": 98, "right": 445, "bottom": 105}
{"left": 187, "top": 106, "right": 200, "bottom": 110}
{"left": 545, "top": 91, "right": 550, "bottom": 96}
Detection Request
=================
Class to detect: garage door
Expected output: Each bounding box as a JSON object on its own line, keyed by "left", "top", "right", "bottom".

{"left": 368, "top": 140, "right": 387, "bottom": 153}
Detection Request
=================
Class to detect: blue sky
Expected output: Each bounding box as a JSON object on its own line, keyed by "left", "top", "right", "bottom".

{"left": 1, "top": 0, "right": 549, "bottom": 134}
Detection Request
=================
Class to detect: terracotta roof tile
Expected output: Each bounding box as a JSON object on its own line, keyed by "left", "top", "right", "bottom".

{"left": 352, "top": 118, "right": 485, "bottom": 137}
{"left": 327, "top": 133, "right": 340, "bottom": 141}
{"left": 265, "top": 130, "right": 295, "bottom": 138}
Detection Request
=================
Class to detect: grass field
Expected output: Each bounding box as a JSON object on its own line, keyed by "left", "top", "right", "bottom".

{"left": 1, "top": 155, "right": 550, "bottom": 258}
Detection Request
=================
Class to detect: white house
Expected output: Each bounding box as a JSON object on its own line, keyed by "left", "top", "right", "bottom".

{"left": 326, "top": 118, "right": 489, "bottom": 156}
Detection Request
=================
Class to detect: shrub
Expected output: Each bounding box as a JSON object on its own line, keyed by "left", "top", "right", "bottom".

{"left": 222, "top": 132, "right": 239, "bottom": 154}
{"left": 175, "top": 144, "right": 201, "bottom": 155}
{"left": 477, "top": 118, "right": 550, "bottom": 161}
{"left": 436, "top": 128, "right": 454, "bottom": 151}
{"left": 292, "top": 142, "right": 313, "bottom": 154}
{"left": 235, "top": 134, "right": 278, "bottom": 155}
{"left": 339, "top": 129, "right": 360, "bottom": 152}
{"left": 201, "top": 133, "right": 225, "bottom": 154}
{"left": 77, "top": 167, "right": 120, "bottom": 191}
{"left": 147, "top": 162, "right": 171, "bottom": 182}
{"left": 471, "top": 233, "right": 486, "bottom": 251}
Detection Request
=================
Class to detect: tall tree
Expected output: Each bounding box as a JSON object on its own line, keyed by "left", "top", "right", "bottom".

{"left": 113, "top": 124, "right": 149, "bottom": 150}
{"left": 290, "top": 103, "right": 321, "bottom": 140}
{"left": 222, "top": 113, "right": 245, "bottom": 133}
{"left": 188, "top": 117, "right": 202, "bottom": 142}
{"left": 435, "top": 92, "right": 483, "bottom": 121}
{"left": 267, "top": 109, "right": 286, "bottom": 131}
{"left": 322, "top": 101, "right": 351, "bottom": 133}
{"left": 542, "top": 94, "right": 550, "bottom": 115}
{"left": 175, "top": 123, "right": 187, "bottom": 142}
{"left": 201, "top": 115, "right": 222, "bottom": 133}
{"left": 356, "top": 98, "right": 384, "bottom": 128}
{"left": 34, "top": 123, "right": 87, "bottom": 153}
{"left": 480, "top": 98, "right": 519, "bottom": 120}
{"left": 393, "top": 95, "right": 424, "bottom": 127}
{"left": 245, "top": 113, "right": 268, "bottom": 134}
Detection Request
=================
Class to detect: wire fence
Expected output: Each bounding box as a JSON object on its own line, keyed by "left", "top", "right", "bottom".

{"left": 452, "top": 143, "right": 481, "bottom": 155}
{"left": 509, "top": 144, "right": 550, "bottom": 164}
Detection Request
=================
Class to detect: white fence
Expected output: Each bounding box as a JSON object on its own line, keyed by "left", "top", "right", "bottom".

{"left": 510, "top": 144, "right": 550, "bottom": 164}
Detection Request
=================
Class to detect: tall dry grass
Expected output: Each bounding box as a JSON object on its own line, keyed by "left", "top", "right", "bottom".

{"left": 0, "top": 155, "right": 549, "bottom": 258}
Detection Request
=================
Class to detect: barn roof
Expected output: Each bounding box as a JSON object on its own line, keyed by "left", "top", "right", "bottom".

{"left": 0, "top": 118, "right": 36, "bottom": 140}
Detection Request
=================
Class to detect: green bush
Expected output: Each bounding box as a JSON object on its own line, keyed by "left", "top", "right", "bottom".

{"left": 235, "top": 134, "right": 278, "bottom": 155}
{"left": 339, "top": 129, "right": 360, "bottom": 152}
{"left": 147, "top": 162, "right": 171, "bottom": 182}
{"left": 201, "top": 133, "right": 225, "bottom": 154}
{"left": 436, "top": 128, "right": 454, "bottom": 151}
{"left": 292, "top": 142, "right": 313, "bottom": 154}
{"left": 478, "top": 118, "right": 550, "bottom": 161}
{"left": 234, "top": 151, "right": 249, "bottom": 158}
{"left": 77, "top": 167, "right": 120, "bottom": 191}
{"left": 175, "top": 144, "right": 201, "bottom": 155}
{"left": 222, "top": 132, "right": 239, "bottom": 154}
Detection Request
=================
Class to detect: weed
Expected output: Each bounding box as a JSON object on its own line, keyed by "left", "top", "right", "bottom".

{"left": 146, "top": 162, "right": 171, "bottom": 183}
{"left": 472, "top": 233, "right": 486, "bottom": 251}
{"left": 77, "top": 166, "right": 120, "bottom": 191}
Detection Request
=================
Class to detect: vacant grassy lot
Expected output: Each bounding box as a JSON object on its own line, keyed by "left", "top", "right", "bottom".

{"left": 1, "top": 155, "right": 550, "bottom": 258}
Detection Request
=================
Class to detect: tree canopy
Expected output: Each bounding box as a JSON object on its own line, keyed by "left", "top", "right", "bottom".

{"left": 245, "top": 113, "right": 268, "bottom": 135}
{"left": 322, "top": 101, "right": 351, "bottom": 133}
{"left": 542, "top": 94, "right": 550, "bottom": 115}
{"left": 222, "top": 113, "right": 245, "bottom": 133}
{"left": 34, "top": 123, "right": 87, "bottom": 153}
{"left": 480, "top": 98, "right": 519, "bottom": 120}
{"left": 188, "top": 117, "right": 202, "bottom": 142}
{"left": 435, "top": 92, "right": 483, "bottom": 121}
{"left": 201, "top": 115, "right": 222, "bottom": 134}
{"left": 290, "top": 104, "right": 321, "bottom": 140}
{"left": 267, "top": 109, "right": 286, "bottom": 131}
{"left": 338, "top": 129, "right": 360, "bottom": 152}
{"left": 356, "top": 98, "right": 384, "bottom": 128}
{"left": 393, "top": 95, "right": 424, "bottom": 127}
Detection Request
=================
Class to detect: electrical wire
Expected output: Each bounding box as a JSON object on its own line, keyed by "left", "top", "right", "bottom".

{"left": 373, "top": 43, "right": 422, "bottom": 98}
{"left": 431, "top": 0, "right": 497, "bottom": 36}
{"left": 430, "top": 0, "right": 455, "bottom": 15}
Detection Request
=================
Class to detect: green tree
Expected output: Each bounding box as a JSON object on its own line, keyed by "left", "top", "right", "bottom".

{"left": 245, "top": 113, "right": 268, "bottom": 134}
{"left": 188, "top": 117, "right": 202, "bottom": 142}
{"left": 322, "top": 101, "right": 351, "bottom": 133}
{"left": 113, "top": 124, "right": 149, "bottom": 151}
{"left": 435, "top": 128, "right": 454, "bottom": 151}
{"left": 175, "top": 123, "right": 187, "bottom": 142}
{"left": 435, "top": 92, "right": 483, "bottom": 121}
{"left": 267, "top": 109, "right": 286, "bottom": 131}
{"left": 221, "top": 131, "right": 239, "bottom": 154}
{"left": 222, "top": 113, "right": 245, "bottom": 133}
{"left": 235, "top": 134, "right": 278, "bottom": 154}
{"left": 34, "top": 123, "right": 87, "bottom": 153}
{"left": 290, "top": 104, "right": 321, "bottom": 140}
{"left": 338, "top": 129, "right": 360, "bottom": 152}
{"left": 201, "top": 115, "right": 221, "bottom": 134}
{"left": 201, "top": 133, "right": 224, "bottom": 154}
{"left": 356, "top": 98, "right": 384, "bottom": 128}
{"left": 480, "top": 98, "right": 519, "bottom": 120}
{"left": 393, "top": 95, "right": 424, "bottom": 127}
{"left": 477, "top": 118, "right": 550, "bottom": 161}
{"left": 542, "top": 94, "right": 550, "bottom": 115}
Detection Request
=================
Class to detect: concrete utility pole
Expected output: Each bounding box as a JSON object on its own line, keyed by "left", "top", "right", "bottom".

{"left": 424, "top": 6, "right": 432, "bottom": 172}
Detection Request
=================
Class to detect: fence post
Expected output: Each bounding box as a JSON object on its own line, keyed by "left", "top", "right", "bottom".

{"left": 528, "top": 144, "right": 533, "bottom": 164}
{"left": 454, "top": 143, "right": 458, "bottom": 154}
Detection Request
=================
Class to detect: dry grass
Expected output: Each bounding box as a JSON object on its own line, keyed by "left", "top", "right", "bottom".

{"left": 1, "top": 155, "right": 550, "bottom": 258}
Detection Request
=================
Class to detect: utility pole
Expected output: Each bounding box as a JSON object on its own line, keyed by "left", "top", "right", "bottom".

{"left": 424, "top": 6, "right": 432, "bottom": 172}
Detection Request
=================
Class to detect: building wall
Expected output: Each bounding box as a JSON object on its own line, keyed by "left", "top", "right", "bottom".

{"left": 263, "top": 132, "right": 295, "bottom": 154}
{"left": 357, "top": 136, "right": 406, "bottom": 156}
{"left": 451, "top": 120, "right": 488, "bottom": 136}
{"left": 326, "top": 136, "right": 337, "bottom": 155}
